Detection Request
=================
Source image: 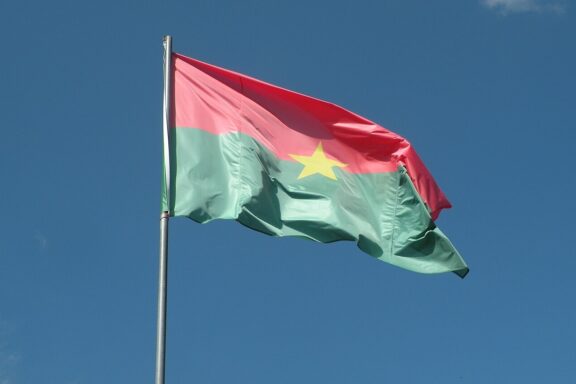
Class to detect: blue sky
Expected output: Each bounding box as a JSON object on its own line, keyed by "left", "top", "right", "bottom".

{"left": 1, "top": 0, "right": 575, "bottom": 383}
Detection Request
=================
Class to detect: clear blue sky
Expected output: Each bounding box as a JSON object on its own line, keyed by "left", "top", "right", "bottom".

{"left": 1, "top": 0, "right": 575, "bottom": 383}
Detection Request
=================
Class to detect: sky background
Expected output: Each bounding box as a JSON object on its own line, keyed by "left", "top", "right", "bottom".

{"left": 1, "top": 0, "right": 575, "bottom": 383}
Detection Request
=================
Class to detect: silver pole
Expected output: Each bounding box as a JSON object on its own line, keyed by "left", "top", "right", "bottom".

{"left": 156, "top": 35, "right": 173, "bottom": 384}
{"left": 155, "top": 211, "right": 170, "bottom": 384}
{"left": 162, "top": 35, "right": 173, "bottom": 208}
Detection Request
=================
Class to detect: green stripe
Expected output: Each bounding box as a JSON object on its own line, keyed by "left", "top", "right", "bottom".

{"left": 164, "top": 127, "right": 468, "bottom": 277}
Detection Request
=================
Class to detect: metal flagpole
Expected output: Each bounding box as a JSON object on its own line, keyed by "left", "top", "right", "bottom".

{"left": 156, "top": 35, "right": 172, "bottom": 384}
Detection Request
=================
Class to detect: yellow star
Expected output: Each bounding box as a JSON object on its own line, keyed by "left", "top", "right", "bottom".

{"left": 289, "top": 142, "right": 347, "bottom": 180}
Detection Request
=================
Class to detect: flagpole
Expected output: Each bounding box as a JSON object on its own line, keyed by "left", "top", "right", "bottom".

{"left": 156, "top": 35, "right": 172, "bottom": 384}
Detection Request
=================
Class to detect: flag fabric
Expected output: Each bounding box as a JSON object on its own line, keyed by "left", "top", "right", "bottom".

{"left": 162, "top": 53, "right": 468, "bottom": 277}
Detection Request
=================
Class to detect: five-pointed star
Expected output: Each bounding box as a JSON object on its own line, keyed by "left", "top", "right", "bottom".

{"left": 289, "top": 142, "right": 347, "bottom": 180}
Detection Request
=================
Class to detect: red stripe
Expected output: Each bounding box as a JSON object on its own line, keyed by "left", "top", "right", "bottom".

{"left": 172, "top": 53, "right": 451, "bottom": 219}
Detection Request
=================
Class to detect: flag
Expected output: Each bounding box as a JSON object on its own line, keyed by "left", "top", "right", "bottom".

{"left": 162, "top": 53, "right": 468, "bottom": 277}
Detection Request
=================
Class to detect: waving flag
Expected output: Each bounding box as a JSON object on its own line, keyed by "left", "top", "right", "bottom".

{"left": 162, "top": 53, "right": 468, "bottom": 277}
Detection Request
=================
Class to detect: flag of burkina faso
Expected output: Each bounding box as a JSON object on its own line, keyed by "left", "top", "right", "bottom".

{"left": 162, "top": 53, "right": 468, "bottom": 277}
